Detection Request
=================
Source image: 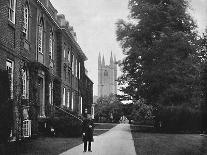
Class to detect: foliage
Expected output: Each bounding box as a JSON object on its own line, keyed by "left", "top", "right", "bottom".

{"left": 116, "top": 0, "right": 199, "bottom": 107}
{"left": 47, "top": 109, "right": 82, "bottom": 137}
{"left": 200, "top": 30, "right": 207, "bottom": 132}
{"left": 158, "top": 105, "right": 201, "bottom": 132}
{"left": 130, "top": 101, "right": 153, "bottom": 124}
{"left": 94, "top": 94, "right": 123, "bottom": 123}
{"left": 0, "top": 70, "right": 13, "bottom": 143}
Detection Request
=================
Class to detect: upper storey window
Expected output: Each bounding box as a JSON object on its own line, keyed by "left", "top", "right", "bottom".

{"left": 68, "top": 47, "right": 71, "bottom": 63}
{"left": 38, "top": 19, "right": 43, "bottom": 54}
{"left": 8, "top": 0, "right": 16, "bottom": 23}
{"left": 22, "top": 69, "right": 29, "bottom": 99}
{"left": 23, "top": 3, "right": 29, "bottom": 38}
{"left": 49, "top": 30, "right": 54, "bottom": 60}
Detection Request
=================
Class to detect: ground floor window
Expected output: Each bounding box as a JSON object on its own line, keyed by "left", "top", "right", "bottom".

{"left": 6, "top": 59, "right": 14, "bottom": 99}
{"left": 37, "top": 75, "right": 45, "bottom": 117}
{"left": 23, "top": 120, "right": 31, "bottom": 137}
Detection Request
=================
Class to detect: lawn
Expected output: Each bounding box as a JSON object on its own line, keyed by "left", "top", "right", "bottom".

{"left": 131, "top": 130, "right": 207, "bottom": 155}
{"left": 4, "top": 123, "right": 117, "bottom": 155}
{"left": 6, "top": 137, "right": 82, "bottom": 155}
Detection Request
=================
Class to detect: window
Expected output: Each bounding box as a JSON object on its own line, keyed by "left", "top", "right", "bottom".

{"left": 49, "top": 31, "right": 54, "bottom": 60}
{"left": 6, "top": 60, "right": 14, "bottom": 99}
{"left": 38, "top": 19, "right": 43, "bottom": 54}
{"left": 63, "top": 44, "right": 66, "bottom": 59}
{"left": 23, "top": 3, "right": 29, "bottom": 38}
{"left": 63, "top": 87, "right": 65, "bottom": 106}
{"left": 80, "top": 96, "right": 82, "bottom": 114}
{"left": 49, "top": 82, "right": 53, "bottom": 105}
{"left": 68, "top": 70, "right": 71, "bottom": 83}
{"left": 67, "top": 91, "right": 70, "bottom": 108}
{"left": 8, "top": 0, "right": 16, "bottom": 23}
{"left": 64, "top": 67, "right": 67, "bottom": 80}
{"left": 23, "top": 120, "right": 31, "bottom": 137}
{"left": 71, "top": 92, "right": 74, "bottom": 110}
{"left": 76, "top": 60, "right": 78, "bottom": 77}
{"left": 68, "top": 48, "right": 70, "bottom": 63}
{"left": 104, "top": 70, "right": 108, "bottom": 76}
{"left": 73, "top": 57, "right": 76, "bottom": 76}
{"left": 79, "top": 62, "right": 81, "bottom": 79}
{"left": 71, "top": 54, "right": 74, "bottom": 75}
{"left": 22, "top": 69, "right": 29, "bottom": 99}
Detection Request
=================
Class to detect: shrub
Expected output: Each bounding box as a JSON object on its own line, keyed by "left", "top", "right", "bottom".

{"left": 158, "top": 105, "right": 202, "bottom": 133}
{"left": 47, "top": 110, "right": 82, "bottom": 137}
{"left": 0, "top": 70, "right": 13, "bottom": 143}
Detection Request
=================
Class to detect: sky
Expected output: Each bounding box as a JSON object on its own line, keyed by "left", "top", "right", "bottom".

{"left": 50, "top": 0, "right": 207, "bottom": 96}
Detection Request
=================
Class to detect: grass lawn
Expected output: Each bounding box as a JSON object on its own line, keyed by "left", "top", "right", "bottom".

{"left": 5, "top": 123, "right": 117, "bottom": 155}
{"left": 94, "top": 123, "right": 117, "bottom": 136}
{"left": 131, "top": 130, "right": 207, "bottom": 155}
{"left": 6, "top": 137, "right": 82, "bottom": 155}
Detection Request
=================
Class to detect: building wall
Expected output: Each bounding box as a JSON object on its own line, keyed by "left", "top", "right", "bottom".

{"left": 0, "top": 0, "right": 93, "bottom": 139}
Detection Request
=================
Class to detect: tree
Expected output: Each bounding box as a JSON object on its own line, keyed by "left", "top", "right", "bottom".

{"left": 94, "top": 94, "right": 123, "bottom": 123}
{"left": 116, "top": 0, "right": 199, "bottom": 108}
{"left": 130, "top": 101, "right": 153, "bottom": 124}
{"left": 200, "top": 30, "right": 207, "bottom": 133}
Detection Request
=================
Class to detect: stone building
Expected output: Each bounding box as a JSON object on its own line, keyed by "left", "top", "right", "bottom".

{"left": 0, "top": 0, "right": 93, "bottom": 140}
{"left": 98, "top": 52, "right": 117, "bottom": 97}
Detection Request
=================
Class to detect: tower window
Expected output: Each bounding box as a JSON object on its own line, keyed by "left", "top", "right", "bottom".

{"left": 104, "top": 70, "right": 108, "bottom": 76}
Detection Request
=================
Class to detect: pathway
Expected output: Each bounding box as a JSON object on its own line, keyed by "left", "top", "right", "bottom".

{"left": 59, "top": 124, "right": 136, "bottom": 155}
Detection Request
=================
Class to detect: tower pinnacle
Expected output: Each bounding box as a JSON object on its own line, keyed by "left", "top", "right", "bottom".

{"left": 98, "top": 52, "right": 101, "bottom": 69}
{"left": 110, "top": 51, "right": 113, "bottom": 66}
{"left": 102, "top": 55, "right": 105, "bottom": 67}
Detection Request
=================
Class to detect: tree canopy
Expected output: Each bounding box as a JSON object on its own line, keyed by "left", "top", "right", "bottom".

{"left": 116, "top": 0, "right": 199, "bottom": 107}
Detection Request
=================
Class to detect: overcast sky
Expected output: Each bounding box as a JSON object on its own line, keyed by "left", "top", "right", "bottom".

{"left": 50, "top": 0, "right": 207, "bottom": 96}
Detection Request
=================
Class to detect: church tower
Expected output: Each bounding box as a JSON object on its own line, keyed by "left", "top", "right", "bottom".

{"left": 98, "top": 52, "right": 117, "bottom": 97}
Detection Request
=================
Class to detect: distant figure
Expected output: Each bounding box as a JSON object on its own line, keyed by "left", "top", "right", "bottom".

{"left": 82, "top": 114, "right": 94, "bottom": 152}
{"left": 119, "top": 115, "right": 129, "bottom": 124}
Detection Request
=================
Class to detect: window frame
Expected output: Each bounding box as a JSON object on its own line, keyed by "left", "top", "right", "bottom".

{"left": 38, "top": 19, "right": 44, "bottom": 54}
{"left": 6, "top": 59, "right": 14, "bottom": 99}
{"left": 22, "top": 69, "right": 29, "bottom": 99}
{"left": 49, "top": 82, "right": 53, "bottom": 105}
{"left": 23, "top": 3, "right": 29, "bottom": 38}
{"left": 49, "top": 30, "right": 54, "bottom": 60}
{"left": 63, "top": 87, "right": 66, "bottom": 106}
{"left": 67, "top": 91, "right": 70, "bottom": 108}
{"left": 68, "top": 47, "right": 70, "bottom": 63}
{"left": 79, "top": 62, "right": 81, "bottom": 79}
{"left": 8, "top": 0, "right": 16, "bottom": 23}
{"left": 71, "top": 91, "right": 74, "bottom": 110}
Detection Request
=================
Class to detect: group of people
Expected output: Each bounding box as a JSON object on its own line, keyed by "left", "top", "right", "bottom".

{"left": 82, "top": 114, "right": 94, "bottom": 152}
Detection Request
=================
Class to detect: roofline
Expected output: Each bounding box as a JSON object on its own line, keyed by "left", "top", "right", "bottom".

{"left": 37, "top": 0, "right": 60, "bottom": 29}
{"left": 61, "top": 28, "right": 88, "bottom": 61}
{"left": 85, "top": 74, "right": 94, "bottom": 84}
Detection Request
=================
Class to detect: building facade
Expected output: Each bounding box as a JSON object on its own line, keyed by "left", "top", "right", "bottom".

{"left": 98, "top": 52, "right": 117, "bottom": 97}
{"left": 0, "top": 0, "right": 93, "bottom": 140}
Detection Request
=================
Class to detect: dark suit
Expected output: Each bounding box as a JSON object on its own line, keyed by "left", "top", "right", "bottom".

{"left": 82, "top": 118, "right": 94, "bottom": 151}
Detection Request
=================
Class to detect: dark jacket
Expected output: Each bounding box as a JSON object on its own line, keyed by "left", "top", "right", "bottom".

{"left": 82, "top": 118, "right": 94, "bottom": 142}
